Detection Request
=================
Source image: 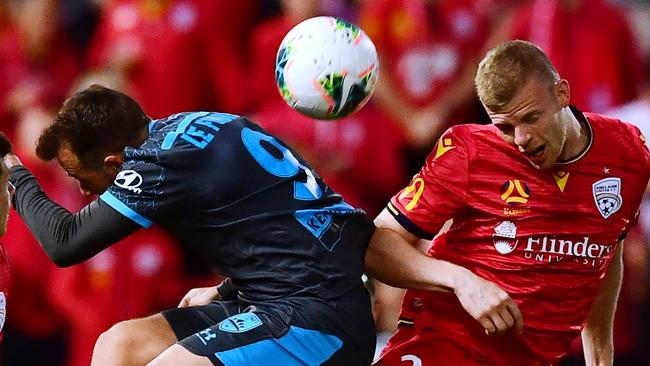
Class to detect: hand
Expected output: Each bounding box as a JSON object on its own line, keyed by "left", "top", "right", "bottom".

{"left": 3, "top": 154, "right": 23, "bottom": 169}
{"left": 178, "top": 286, "right": 221, "bottom": 308}
{"left": 453, "top": 270, "right": 524, "bottom": 336}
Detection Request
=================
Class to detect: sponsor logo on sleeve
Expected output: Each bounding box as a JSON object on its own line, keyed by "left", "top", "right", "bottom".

{"left": 114, "top": 170, "right": 143, "bottom": 194}
{"left": 592, "top": 177, "right": 622, "bottom": 219}
{"left": 434, "top": 137, "right": 455, "bottom": 159}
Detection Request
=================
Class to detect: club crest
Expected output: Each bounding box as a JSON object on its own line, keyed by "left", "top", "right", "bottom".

{"left": 592, "top": 177, "right": 622, "bottom": 219}
{"left": 218, "top": 313, "right": 263, "bottom": 333}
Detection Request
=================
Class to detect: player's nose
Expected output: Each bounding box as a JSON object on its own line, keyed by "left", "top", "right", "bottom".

{"left": 513, "top": 125, "right": 532, "bottom": 149}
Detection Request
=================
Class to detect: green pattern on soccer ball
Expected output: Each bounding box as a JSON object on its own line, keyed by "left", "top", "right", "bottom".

{"left": 319, "top": 72, "right": 345, "bottom": 117}
{"left": 275, "top": 43, "right": 295, "bottom": 103}
{"left": 334, "top": 18, "right": 361, "bottom": 41}
{"left": 319, "top": 71, "right": 372, "bottom": 119}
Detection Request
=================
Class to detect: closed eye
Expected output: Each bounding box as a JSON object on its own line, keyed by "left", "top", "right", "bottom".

{"left": 521, "top": 112, "right": 540, "bottom": 123}
{"left": 496, "top": 124, "right": 514, "bottom": 135}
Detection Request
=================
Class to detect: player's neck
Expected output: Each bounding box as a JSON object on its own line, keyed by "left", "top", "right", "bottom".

{"left": 559, "top": 106, "right": 589, "bottom": 161}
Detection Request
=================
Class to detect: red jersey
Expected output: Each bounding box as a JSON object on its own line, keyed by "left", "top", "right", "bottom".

{"left": 381, "top": 108, "right": 650, "bottom": 365}
{"left": 0, "top": 243, "right": 8, "bottom": 342}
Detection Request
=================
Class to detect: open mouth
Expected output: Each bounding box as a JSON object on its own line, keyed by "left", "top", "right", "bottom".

{"left": 524, "top": 145, "right": 546, "bottom": 166}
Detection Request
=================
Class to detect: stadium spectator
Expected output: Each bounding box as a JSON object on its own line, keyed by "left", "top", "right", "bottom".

{"left": 502, "top": 0, "right": 645, "bottom": 113}
{"left": 0, "top": 0, "right": 79, "bottom": 141}
{"left": 366, "top": 40, "right": 650, "bottom": 365}
{"left": 359, "top": 0, "right": 491, "bottom": 153}
{"left": 49, "top": 226, "right": 185, "bottom": 366}
{"left": 247, "top": 0, "right": 321, "bottom": 111}
{"left": 0, "top": 1, "right": 80, "bottom": 362}
{"left": 5, "top": 85, "right": 376, "bottom": 365}
{"left": 0, "top": 117, "right": 82, "bottom": 366}
{"left": 248, "top": 0, "right": 409, "bottom": 217}
{"left": 85, "top": 0, "right": 254, "bottom": 118}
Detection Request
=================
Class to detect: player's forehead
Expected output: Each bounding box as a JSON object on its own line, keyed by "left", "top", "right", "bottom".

{"left": 488, "top": 79, "right": 550, "bottom": 124}
{"left": 56, "top": 143, "right": 84, "bottom": 173}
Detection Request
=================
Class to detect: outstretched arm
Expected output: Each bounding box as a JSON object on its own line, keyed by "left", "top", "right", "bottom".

{"left": 581, "top": 241, "right": 623, "bottom": 366}
{"left": 8, "top": 162, "right": 140, "bottom": 267}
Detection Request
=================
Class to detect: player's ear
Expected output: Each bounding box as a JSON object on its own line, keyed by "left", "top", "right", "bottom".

{"left": 103, "top": 154, "right": 124, "bottom": 173}
{"left": 555, "top": 79, "right": 570, "bottom": 108}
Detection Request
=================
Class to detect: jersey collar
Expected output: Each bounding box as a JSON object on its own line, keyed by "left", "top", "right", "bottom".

{"left": 556, "top": 105, "right": 593, "bottom": 165}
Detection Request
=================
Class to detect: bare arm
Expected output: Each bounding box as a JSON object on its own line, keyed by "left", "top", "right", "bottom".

{"left": 365, "top": 210, "right": 462, "bottom": 291}
{"left": 581, "top": 241, "right": 624, "bottom": 366}
{"left": 366, "top": 209, "right": 523, "bottom": 335}
{"left": 373, "top": 237, "right": 431, "bottom": 333}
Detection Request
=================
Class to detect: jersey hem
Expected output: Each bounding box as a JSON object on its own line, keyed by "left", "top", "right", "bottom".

{"left": 387, "top": 202, "right": 434, "bottom": 240}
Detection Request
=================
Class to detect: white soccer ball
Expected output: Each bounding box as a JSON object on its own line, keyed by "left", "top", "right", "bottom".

{"left": 275, "top": 16, "right": 379, "bottom": 120}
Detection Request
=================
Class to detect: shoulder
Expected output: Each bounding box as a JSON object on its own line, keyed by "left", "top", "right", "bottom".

{"left": 145, "top": 111, "right": 244, "bottom": 150}
{"left": 588, "top": 112, "right": 650, "bottom": 174}
{"left": 419, "top": 123, "right": 502, "bottom": 171}
{"left": 438, "top": 123, "right": 502, "bottom": 157}
{"left": 588, "top": 112, "right": 647, "bottom": 152}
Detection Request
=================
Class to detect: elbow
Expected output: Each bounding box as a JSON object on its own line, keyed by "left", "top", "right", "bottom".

{"left": 40, "top": 242, "right": 83, "bottom": 268}
{"left": 364, "top": 242, "right": 398, "bottom": 287}
{"left": 364, "top": 241, "right": 382, "bottom": 278}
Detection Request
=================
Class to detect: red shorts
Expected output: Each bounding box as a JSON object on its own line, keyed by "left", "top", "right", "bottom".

{"left": 374, "top": 325, "right": 557, "bottom": 366}
{"left": 374, "top": 325, "right": 493, "bottom": 366}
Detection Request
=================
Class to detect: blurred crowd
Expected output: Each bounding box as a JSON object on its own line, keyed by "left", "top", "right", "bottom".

{"left": 0, "top": 0, "right": 648, "bottom": 365}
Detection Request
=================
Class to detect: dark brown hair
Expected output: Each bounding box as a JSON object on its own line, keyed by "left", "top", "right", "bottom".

{"left": 0, "top": 132, "right": 12, "bottom": 156}
{"left": 37, "top": 84, "right": 150, "bottom": 168}
{"left": 475, "top": 40, "right": 560, "bottom": 112}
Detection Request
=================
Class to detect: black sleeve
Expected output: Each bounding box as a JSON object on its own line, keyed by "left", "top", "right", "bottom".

{"left": 10, "top": 166, "right": 141, "bottom": 267}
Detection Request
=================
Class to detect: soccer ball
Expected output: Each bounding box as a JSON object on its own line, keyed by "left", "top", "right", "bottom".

{"left": 275, "top": 16, "right": 379, "bottom": 120}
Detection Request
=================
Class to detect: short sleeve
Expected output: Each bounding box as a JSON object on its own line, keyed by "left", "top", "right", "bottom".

{"left": 388, "top": 127, "right": 471, "bottom": 239}
{"left": 632, "top": 124, "right": 650, "bottom": 172}
{"left": 620, "top": 122, "right": 650, "bottom": 237}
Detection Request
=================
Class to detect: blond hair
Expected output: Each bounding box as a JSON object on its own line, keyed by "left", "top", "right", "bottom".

{"left": 475, "top": 40, "right": 560, "bottom": 112}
